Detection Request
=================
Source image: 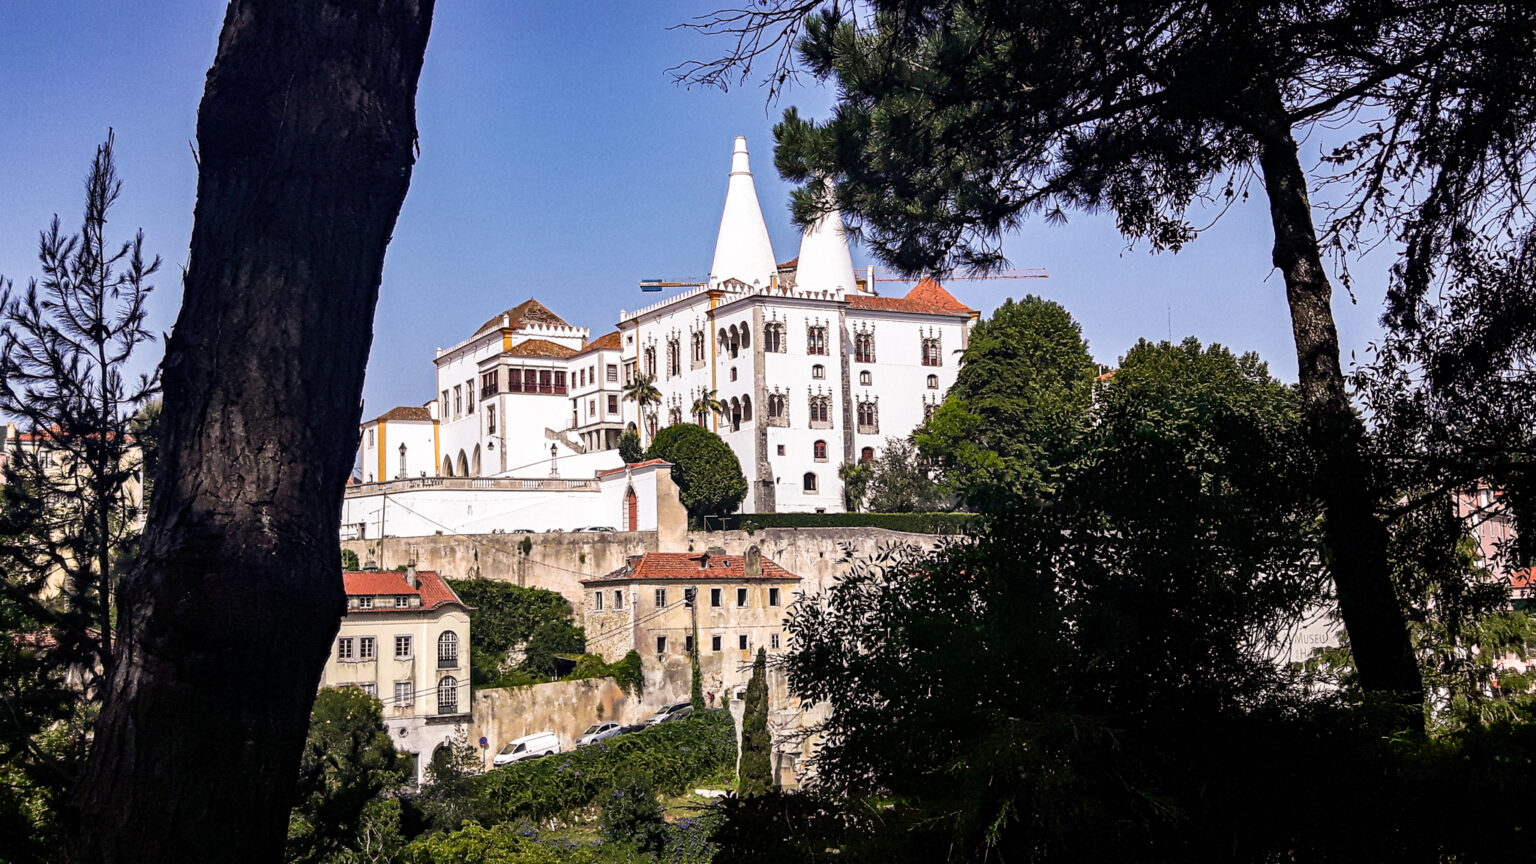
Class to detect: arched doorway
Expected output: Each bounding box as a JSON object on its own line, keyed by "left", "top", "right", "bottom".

{"left": 471, "top": 444, "right": 482, "bottom": 476}
{"left": 456, "top": 450, "right": 468, "bottom": 476}
{"left": 442, "top": 456, "right": 454, "bottom": 477}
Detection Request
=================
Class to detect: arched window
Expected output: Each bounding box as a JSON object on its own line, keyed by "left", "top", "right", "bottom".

{"left": 730, "top": 397, "right": 743, "bottom": 432}
{"left": 623, "top": 485, "right": 638, "bottom": 531}
{"left": 643, "top": 345, "right": 656, "bottom": 378}
{"left": 921, "top": 336, "right": 942, "bottom": 366}
{"left": 764, "top": 322, "right": 785, "bottom": 353}
{"left": 861, "top": 446, "right": 875, "bottom": 463}
{"left": 438, "top": 631, "right": 459, "bottom": 667}
{"left": 814, "top": 440, "right": 828, "bottom": 461}
{"left": 856, "top": 401, "right": 879, "bottom": 433}
{"left": 691, "top": 330, "right": 706, "bottom": 363}
{"left": 456, "top": 450, "right": 469, "bottom": 476}
{"left": 768, "top": 393, "right": 787, "bottom": 424}
{"left": 803, "top": 472, "right": 818, "bottom": 493}
{"left": 859, "top": 370, "right": 872, "bottom": 386}
{"left": 809, "top": 395, "right": 831, "bottom": 426}
{"left": 668, "top": 406, "right": 682, "bottom": 426}
{"left": 806, "top": 325, "right": 828, "bottom": 356}
{"left": 854, "top": 332, "right": 876, "bottom": 363}
{"left": 741, "top": 395, "right": 752, "bottom": 421}
{"left": 442, "top": 456, "right": 454, "bottom": 477}
{"left": 739, "top": 325, "right": 750, "bottom": 349}
{"left": 471, "top": 444, "right": 481, "bottom": 476}
{"left": 926, "top": 374, "right": 939, "bottom": 389}
{"left": 666, "top": 338, "right": 681, "bottom": 377}
{"left": 437, "top": 676, "right": 459, "bottom": 715}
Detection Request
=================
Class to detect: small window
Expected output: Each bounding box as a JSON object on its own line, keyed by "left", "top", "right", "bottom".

{"left": 737, "top": 587, "right": 748, "bottom": 608}
{"left": 684, "top": 588, "right": 696, "bottom": 608}
{"left": 654, "top": 588, "right": 667, "bottom": 608}
{"left": 776, "top": 444, "right": 786, "bottom": 456}
{"left": 811, "top": 364, "right": 825, "bottom": 380}
{"left": 771, "top": 633, "right": 781, "bottom": 650}
{"left": 395, "top": 681, "right": 413, "bottom": 710}
{"left": 357, "top": 596, "right": 374, "bottom": 609}
{"left": 730, "top": 367, "right": 738, "bottom": 381}
{"left": 861, "top": 446, "right": 875, "bottom": 464}
{"left": 608, "top": 394, "right": 619, "bottom": 414}
{"left": 685, "top": 635, "right": 695, "bottom": 653}
{"left": 359, "top": 636, "right": 376, "bottom": 660}
{"left": 656, "top": 635, "right": 668, "bottom": 654}
{"left": 607, "top": 364, "right": 618, "bottom": 382}
{"left": 395, "top": 635, "right": 412, "bottom": 659}
{"left": 711, "top": 635, "right": 722, "bottom": 651}
{"left": 710, "top": 587, "right": 722, "bottom": 607}
{"left": 595, "top": 591, "right": 605, "bottom": 611}
{"left": 814, "top": 440, "right": 827, "bottom": 462}
{"left": 859, "top": 370, "right": 871, "bottom": 386}
{"left": 921, "top": 336, "right": 942, "bottom": 367}
{"left": 926, "top": 374, "right": 939, "bottom": 389}
{"left": 614, "top": 589, "right": 625, "bottom": 609}
{"left": 337, "top": 637, "right": 355, "bottom": 661}
{"left": 804, "top": 472, "right": 818, "bottom": 493}
{"left": 367, "top": 428, "right": 374, "bottom": 446}
{"left": 738, "top": 634, "right": 749, "bottom": 650}
{"left": 769, "top": 588, "right": 780, "bottom": 606}
{"left": 359, "top": 682, "right": 377, "bottom": 697}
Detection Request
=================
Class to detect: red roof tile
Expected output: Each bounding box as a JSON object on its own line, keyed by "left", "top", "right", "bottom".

{"left": 583, "top": 551, "right": 800, "bottom": 584}
{"left": 846, "top": 277, "right": 974, "bottom": 317}
{"left": 343, "top": 570, "right": 467, "bottom": 611}
{"left": 471, "top": 299, "right": 572, "bottom": 339}
{"left": 372, "top": 406, "right": 432, "bottom": 423}
{"left": 574, "top": 330, "right": 623, "bottom": 355}
{"left": 597, "top": 458, "right": 671, "bottom": 478}
{"left": 506, "top": 338, "right": 578, "bottom": 358}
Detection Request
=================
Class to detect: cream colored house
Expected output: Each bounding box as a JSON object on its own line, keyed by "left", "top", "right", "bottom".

{"left": 582, "top": 545, "right": 801, "bottom": 706}
{"left": 320, "top": 567, "right": 470, "bottom": 783}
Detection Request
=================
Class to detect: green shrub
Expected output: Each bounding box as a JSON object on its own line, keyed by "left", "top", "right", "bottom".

{"left": 714, "top": 512, "right": 977, "bottom": 535}
{"left": 471, "top": 711, "right": 734, "bottom": 826}
{"left": 340, "top": 547, "right": 360, "bottom": 571}
{"left": 446, "top": 579, "right": 584, "bottom": 687}
{"left": 644, "top": 425, "right": 747, "bottom": 521}
{"left": 599, "top": 782, "right": 668, "bottom": 853}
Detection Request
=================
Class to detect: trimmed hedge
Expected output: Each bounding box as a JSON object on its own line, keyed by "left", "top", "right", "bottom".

{"left": 722, "top": 511, "right": 978, "bottom": 535}
{"left": 474, "top": 710, "right": 734, "bottom": 824}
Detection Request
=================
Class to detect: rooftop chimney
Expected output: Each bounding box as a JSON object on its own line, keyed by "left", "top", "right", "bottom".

{"left": 403, "top": 565, "right": 418, "bottom": 589}
{"left": 794, "top": 179, "right": 858, "bottom": 295}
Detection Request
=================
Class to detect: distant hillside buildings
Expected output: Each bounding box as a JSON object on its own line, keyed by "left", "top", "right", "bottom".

{"left": 344, "top": 136, "right": 977, "bottom": 534}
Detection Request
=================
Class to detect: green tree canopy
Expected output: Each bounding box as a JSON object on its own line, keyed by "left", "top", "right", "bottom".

{"left": 915, "top": 296, "right": 1095, "bottom": 510}
{"left": 447, "top": 579, "right": 584, "bottom": 686}
{"left": 645, "top": 424, "right": 748, "bottom": 523}
{"left": 286, "top": 687, "right": 402, "bottom": 864}
{"left": 862, "top": 437, "right": 948, "bottom": 513}
{"left": 738, "top": 647, "right": 772, "bottom": 796}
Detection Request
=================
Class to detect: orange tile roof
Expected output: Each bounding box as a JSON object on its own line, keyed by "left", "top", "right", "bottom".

{"left": 343, "top": 570, "right": 466, "bottom": 611}
{"left": 596, "top": 458, "right": 671, "bottom": 478}
{"left": 372, "top": 406, "right": 432, "bottom": 423}
{"left": 471, "top": 298, "right": 572, "bottom": 339}
{"left": 506, "top": 338, "right": 578, "bottom": 358}
{"left": 1512, "top": 568, "right": 1534, "bottom": 589}
{"left": 583, "top": 551, "right": 800, "bottom": 584}
{"left": 574, "top": 330, "right": 623, "bottom": 355}
{"left": 846, "top": 277, "right": 974, "bottom": 317}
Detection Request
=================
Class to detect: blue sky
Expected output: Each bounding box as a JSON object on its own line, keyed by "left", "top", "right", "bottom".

{"left": 0, "top": 2, "right": 1395, "bottom": 417}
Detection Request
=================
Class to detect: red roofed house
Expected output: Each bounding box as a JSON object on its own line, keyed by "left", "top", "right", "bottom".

{"left": 582, "top": 544, "right": 801, "bottom": 704}
{"left": 320, "top": 566, "right": 470, "bottom": 783}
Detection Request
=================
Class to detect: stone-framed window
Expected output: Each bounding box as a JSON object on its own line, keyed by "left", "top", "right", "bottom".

{"left": 767, "top": 392, "right": 790, "bottom": 427}
{"left": 764, "top": 321, "right": 786, "bottom": 353}
{"left": 809, "top": 395, "right": 833, "bottom": 429}
{"left": 437, "top": 676, "right": 459, "bottom": 715}
{"left": 666, "top": 338, "right": 681, "bottom": 378}
{"left": 859, "top": 370, "right": 872, "bottom": 386}
{"left": 857, "top": 399, "right": 880, "bottom": 434}
{"left": 806, "top": 324, "right": 828, "bottom": 356}
{"left": 813, "top": 440, "right": 828, "bottom": 462}
{"left": 854, "top": 331, "right": 876, "bottom": 363}
{"left": 643, "top": 345, "right": 656, "bottom": 378}
{"left": 691, "top": 330, "right": 706, "bottom": 367}
{"left": 921, "top": 335, "right": 942, "bottom": 366}
{"left": 668, "top": 406, "right": 683, "bottom": 426}
{"left": 803, "top": 472, "right": 818, "bottom": 493}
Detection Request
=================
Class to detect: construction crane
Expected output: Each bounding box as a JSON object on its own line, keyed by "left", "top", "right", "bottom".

{"left": 640, "top": 267, "right": 1046, "bottom": 293}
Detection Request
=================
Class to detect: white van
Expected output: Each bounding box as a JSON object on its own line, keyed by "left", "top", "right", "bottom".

{"left": 492, "top": 731, "right": 560, "bottom": 766}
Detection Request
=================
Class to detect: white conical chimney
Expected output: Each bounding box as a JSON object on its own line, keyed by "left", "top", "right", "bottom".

{"left": 794, "top": 181, "right": 858, "bottom": 294}
{"left": 709, "top": 137, "right": 777, "bottom": 289}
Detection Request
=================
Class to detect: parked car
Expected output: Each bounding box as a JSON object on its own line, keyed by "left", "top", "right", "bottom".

{"left": 507, "top": 528, "right": 534, "bottom": 534}
{"left": 576, "top": 722, "right": 623, "bottom": 747}
{"left": 645, "top": 702, "right": 694, "bottom": 726}
{"left": 492, "top": 731, "right": 560, "bottom": 766}
{"left": 614, "top": 723, "right": 647, "bottom": 736}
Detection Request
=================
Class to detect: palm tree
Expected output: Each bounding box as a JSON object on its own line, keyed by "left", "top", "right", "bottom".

{"left": 623, "top": 374, "right": 662, "bottom": 443}
{"left": 690, "top": 389, "right": 726, "bottom": 428}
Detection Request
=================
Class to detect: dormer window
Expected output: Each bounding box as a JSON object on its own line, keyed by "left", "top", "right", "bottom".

{"left": 395, "top": 595, "right": 412, "bottom": 608}
{"left": 357, "top": 596, "right": 374, "bottom": 610}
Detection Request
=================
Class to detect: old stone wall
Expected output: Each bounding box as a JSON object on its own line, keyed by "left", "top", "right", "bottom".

{"left": 344, "top": 526, "right": 948, "bottom": 624}
{"left": 467, "top": 676, "right": 656, "bottom": 772}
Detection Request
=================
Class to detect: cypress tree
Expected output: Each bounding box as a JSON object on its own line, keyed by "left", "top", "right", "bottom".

{"left": 738, "top": 647, "right": 772, "bottom": 795}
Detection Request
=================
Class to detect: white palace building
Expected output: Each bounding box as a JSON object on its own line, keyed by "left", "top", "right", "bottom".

{"left": 342, "top": 137, "right": 978, "bottom": 538}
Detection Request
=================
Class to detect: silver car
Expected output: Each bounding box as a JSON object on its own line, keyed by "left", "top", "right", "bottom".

{"left": 576, "top": 722, "right": 623, "bottom": 747}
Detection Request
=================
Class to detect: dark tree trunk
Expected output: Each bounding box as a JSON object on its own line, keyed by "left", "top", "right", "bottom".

{"left": 69, "top": 2, "right": 434, "bottom": 862}
{"left": 1255, "top": 100, "right": 1425, "bottom": 726}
